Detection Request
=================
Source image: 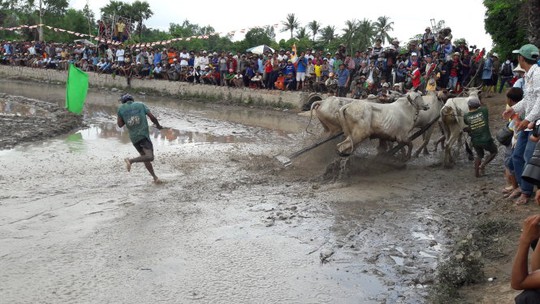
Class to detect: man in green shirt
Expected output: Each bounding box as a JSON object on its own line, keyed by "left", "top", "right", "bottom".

{"left": 117, "top": 93, "right": 163, "bottom": 183}
{"left": 464, "top": 97, "right": 498, "bottom": 177}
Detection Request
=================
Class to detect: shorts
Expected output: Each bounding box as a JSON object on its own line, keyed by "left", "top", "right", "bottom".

{"left": 133, "top": 138, "right": 154, "bottom": 155}
{"left": 482, "top": 78, "right": 493, "bottom": 86}
{"left": 473, "top": 140, "right": 497, "bottom": 159}
{"left": 296, "top": 72, "right": 306, "bottom": 82}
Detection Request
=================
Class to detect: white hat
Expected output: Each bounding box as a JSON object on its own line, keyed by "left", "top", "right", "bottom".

{"left": 492, "top": 52, "right": 499, "bottom": 58}
{"left": 513, "top": 64, "right": 525, "bottom": 73}
{"left": 411, "top": 52, "right": 418, "bottom": 56}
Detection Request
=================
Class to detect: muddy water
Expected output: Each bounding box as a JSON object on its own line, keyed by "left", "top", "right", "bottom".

{"left": 0, "top": 79, "right": 493, "bottom": 303}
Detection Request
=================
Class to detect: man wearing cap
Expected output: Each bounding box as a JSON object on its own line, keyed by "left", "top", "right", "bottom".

{"left": 463, "top": 96, "right": 498, "bottom": 177}
{"left": 502, "top": 44, "right": 540, "bottom": 205}
{"left": 117, "top": 93, "right": 163, "bottom": 183}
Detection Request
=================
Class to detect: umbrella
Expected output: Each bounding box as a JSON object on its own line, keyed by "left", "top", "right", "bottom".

{"left": 246, "top": 44, "right": 274, "bottom": 55}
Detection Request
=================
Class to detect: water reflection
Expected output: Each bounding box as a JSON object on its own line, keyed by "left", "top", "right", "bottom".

{"left": 0, "top": 79, "right": 306, "bottom": 135}
{"left": 76, "top": 122, "right": 244, "bottom": 146}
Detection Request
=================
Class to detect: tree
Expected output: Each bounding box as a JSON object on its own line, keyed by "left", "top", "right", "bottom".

{"left": 483, "top": 0, "right": 527, "bottom": 60}
{"left": 525, "top": 0, "right": 540, "bottom": 46}
{"left": 374, "top": 16, "right": 394, "bottom": 45}
{"left": 307, "top": 20, "right": 320, "bottom": 42}
{"left": 100, "top": 0, "right": 129, "bottom": 18}
{"left": 354, "top": 19, "right": 376, "bottom": 53}
{"left": 281, "top": 13, "right": 299, "bottom": 39}
{"left": 295, "top": 26, "right": 309, "bottom": 40}
{"left": 319, "top": 25, "right": 336, "bottom": 44}
{"left": 243, "top": 27, "right": 273, "bottom": 48}
{"left": 342, "top": 19, "right": 358, "bottom": 53}
{"left": 129, "top": 0, "right": 153, "bottom": 39}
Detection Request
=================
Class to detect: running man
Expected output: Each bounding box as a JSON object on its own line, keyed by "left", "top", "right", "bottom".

{"left": 117, "top": 93, "right": 163, "bottom": 183}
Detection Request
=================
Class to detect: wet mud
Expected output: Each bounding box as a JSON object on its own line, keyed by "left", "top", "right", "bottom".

{"left": 0, "top": 93, "right": 84, "bottom": 149}
{"left": 0, "top": 80, "right": 520, "bottom": 303}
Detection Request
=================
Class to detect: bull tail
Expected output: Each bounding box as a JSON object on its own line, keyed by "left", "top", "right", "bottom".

{"left": 306, "top": 101, "right": 323, "bottom": 134}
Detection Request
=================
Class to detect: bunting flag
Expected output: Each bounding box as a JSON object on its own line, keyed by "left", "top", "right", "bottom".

{"left": 0, "top": 22, "right": 286, "bottom": 47}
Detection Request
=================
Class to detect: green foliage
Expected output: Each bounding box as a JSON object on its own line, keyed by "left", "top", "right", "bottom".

{"left": 483, "top": 0, "right": 528, "bottom": 60}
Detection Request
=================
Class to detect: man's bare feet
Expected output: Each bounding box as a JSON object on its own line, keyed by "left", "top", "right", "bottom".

{"left": 515, "top": 194, "right": 530, "bottom": 206}
{"left": 124, "top": 158, "right": 131, "bottom": 172}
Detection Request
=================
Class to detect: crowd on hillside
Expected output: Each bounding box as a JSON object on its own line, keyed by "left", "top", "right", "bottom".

{"left": 0, "top": 26, "right": 523, "bottom": 97}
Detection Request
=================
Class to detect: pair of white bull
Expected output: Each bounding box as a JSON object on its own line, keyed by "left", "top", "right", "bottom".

{"left": 310, "top": 90, "right": 476, "bottom": 164}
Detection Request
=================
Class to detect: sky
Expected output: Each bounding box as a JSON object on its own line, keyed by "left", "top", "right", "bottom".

{"left": 70, "top": 0, "right": 493, "bottom": 51}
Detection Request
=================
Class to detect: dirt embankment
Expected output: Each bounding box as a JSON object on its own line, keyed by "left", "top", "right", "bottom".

{"left": 0, "top": 93, "right": 84, "bottom": 149}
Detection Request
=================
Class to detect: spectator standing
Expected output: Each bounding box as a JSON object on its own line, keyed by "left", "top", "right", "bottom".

{"left": 336, "top": 63, "right": 350, "bottom": 97}
{"left": 446, "top": 52, "right": 462, "bottom": 91}
{"left": 295, "top": 52, "right": 307, "bottom": 90}
{"left": 499, "top": 56, "right": 515, "bottom": 93}
{"left": 502, "top": 44, "right": 540, "bottom": 205}
{"left": 482, "top": 53, "right": 494, "bottom": 97}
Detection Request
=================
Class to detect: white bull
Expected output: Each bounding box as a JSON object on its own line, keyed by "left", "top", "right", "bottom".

{"left": 309, "top": 96, "right": 358, "bottom": 136}
{"left": 336, "top": 92, "right": 429, "bottom": 159}
{"left": 411, "top": 91, "right": 448, "bottom": 157}
{"left": 439, "top": 89, "right": 480, "bottom": 167}
{"left": 308, "top": 95, "right": 380, "bottom": 135}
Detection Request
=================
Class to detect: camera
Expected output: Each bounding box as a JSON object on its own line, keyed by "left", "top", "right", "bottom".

{"left": 522, "top": 120, "right": 540, "bottom": 185}
{"left": 469, "top": 45, "right": 477, "bottom": 50}
{"left": 522, "top": 142, "right": 540, "bottom": 186}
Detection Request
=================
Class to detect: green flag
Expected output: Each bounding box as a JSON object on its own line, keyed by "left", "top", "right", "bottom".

{"left": 65, "top": 64, "right": 88, "bottom": 114}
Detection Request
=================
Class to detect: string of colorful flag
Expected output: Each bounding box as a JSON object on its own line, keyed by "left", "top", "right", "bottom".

{"left": 0, "top": 23, "right": 281, "bottom": 48}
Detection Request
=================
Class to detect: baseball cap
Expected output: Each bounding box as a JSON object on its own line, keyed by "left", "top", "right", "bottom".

{"left": 512, "top": 44, "right": 540, "bottom": 60}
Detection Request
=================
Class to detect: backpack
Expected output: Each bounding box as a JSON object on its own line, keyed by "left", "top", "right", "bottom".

{"left": 501, "top": 63, "right": 513, "bottom": 76}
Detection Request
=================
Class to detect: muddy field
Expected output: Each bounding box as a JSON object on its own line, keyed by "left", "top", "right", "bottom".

{"left": 0, "top": 79, "right": 534, "bottom": 303}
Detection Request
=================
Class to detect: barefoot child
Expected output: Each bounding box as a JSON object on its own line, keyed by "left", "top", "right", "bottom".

{"left": 463, "top": 96, "right": 498, "bottom": 177}
{"left": 502, "top": 87, "right": 524, "bottom": 198}
{"left": 117, "top": 93, "right": 163, "bottom": 183}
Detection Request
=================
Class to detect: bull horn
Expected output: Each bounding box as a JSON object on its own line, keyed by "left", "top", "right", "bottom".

{"left": 407, "top": 94, "right": 413, "bottom": 103}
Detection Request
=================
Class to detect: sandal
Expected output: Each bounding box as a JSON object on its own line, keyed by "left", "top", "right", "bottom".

{"left": 507, "top": 189, "right": 522, "bottom": 199}
{"left": 515, "top": 194, "right": 530, "bottom": 206}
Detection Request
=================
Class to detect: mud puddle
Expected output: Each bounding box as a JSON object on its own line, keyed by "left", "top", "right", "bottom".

{"left": 0, "top": 79, "right": 500, "bottom": 303}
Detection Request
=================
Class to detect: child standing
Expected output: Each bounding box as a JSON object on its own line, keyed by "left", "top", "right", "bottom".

{"left": 463, "top": 97, "right": 498, "bottom": 177}
{"left": 502, "top": 87, "right": 524, "bottom": 198}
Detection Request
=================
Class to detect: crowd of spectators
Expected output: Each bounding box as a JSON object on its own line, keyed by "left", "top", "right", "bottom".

{"left": 0, "top": 26, "right": 520, "bottom": 98}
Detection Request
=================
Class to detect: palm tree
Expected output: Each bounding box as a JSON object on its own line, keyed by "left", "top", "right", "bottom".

{"left": 355, "top": 19, "right": 375, "bottom": 52}
{"left": 281, "top": 13, "right": 300, "bottom": 39}
{"left": 342, "top": 19, "right": 358, "bottom": 54}
{"left": 307, "top": 20, "right": 321, "bottom": 42}
{"left": 373, "top": 16, "right": 394, "bottom": 45}
{"left": 130, "top": 0, "right": 153, "bottom": 39}
{"left": 295, "top": 26, "right": 309, "bottom": 40}
{"left": 319, "top": 25, "right": 336, "bottom": 44}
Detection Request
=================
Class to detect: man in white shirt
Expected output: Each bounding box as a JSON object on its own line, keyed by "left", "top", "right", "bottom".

{"left": 179, "top": 48, "right": 190, "bottom": 68}
{"left": 116, "top": 46, "right": 125, "bottom": 65}
{"left": 502, "top": 44, "right": 540, "bottom": 205}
